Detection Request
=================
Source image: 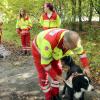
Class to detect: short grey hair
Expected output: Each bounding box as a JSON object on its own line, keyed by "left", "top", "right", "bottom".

{"left": 64, "top": 30, "right": 80, "bottom": 43}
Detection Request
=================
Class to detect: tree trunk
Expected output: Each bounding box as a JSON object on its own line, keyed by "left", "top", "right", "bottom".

{"left": 78, "top": 0, "right": 83, "bottom": 31}
{"left": 71, "top": 0, "right": 76, "bottom": 31}
{"left": 88, "top": 0, "right": 93, "bottom": 25}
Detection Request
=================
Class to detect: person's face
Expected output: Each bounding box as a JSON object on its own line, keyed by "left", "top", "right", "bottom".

{"left": 44, "top": 4, "right": 49, "bottom": 13}
{"left": 20, "top": 9, "right": 25, "bottom": 16}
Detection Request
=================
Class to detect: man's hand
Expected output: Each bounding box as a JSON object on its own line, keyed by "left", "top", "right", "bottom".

{"left": 55, "top": 75, "right": 65, "bottom": 83}
{"left": 83, "top": 67, "right": 91, "bottom": 77}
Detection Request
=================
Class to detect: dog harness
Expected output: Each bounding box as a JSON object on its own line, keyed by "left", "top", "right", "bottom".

{"left": 65, "top": 73, "right": 84, "bottom": 88}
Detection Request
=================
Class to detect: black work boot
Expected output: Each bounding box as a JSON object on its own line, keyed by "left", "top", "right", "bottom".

{"left": 24, "top": 50, "right": 27, "bottom": 55}
{"left": 21, "top": 50, "right": 27, "bottom": 56}
{"left": 52, "top": 94, "right": 62, "bottom": 100}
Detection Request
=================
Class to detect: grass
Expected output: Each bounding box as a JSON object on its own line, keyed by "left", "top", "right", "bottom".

{"left": 81, "top": 24, "right": 100, "bottom": 68}
{"left": 3, "top": 20, "right": 21, "bottom": 46}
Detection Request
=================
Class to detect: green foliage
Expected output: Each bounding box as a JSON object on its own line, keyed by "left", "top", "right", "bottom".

{"left": 87, "top": 26, "right": 96, "bottom": 40}
{"left": 0, "top": 0, "right": 99, "bottom": 29}
{"left": 84, "top": 41, "right": 99, "bottom": 68}
{"left": 87, "top": 25, "right": 100, "bottom": 41}
{"left": 3, "top": 20, "right": 21, "bottom": 46}
{"left": 93, "top": 0, "right": 100, "bottom": 14}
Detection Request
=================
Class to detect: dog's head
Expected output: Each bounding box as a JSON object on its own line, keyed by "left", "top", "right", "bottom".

{"left": 72, "top": 75, "right": 94, "bottom": 99}
{"left": 73, "top": 75, "right": 94, "bottom": 92}
{"left": 65, "top": 74, "right": 94, "bottom": 99}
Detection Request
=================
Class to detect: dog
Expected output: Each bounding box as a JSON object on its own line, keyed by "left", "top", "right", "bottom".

{"left": 61, "top": 56, "right": 94, "bottom": 100}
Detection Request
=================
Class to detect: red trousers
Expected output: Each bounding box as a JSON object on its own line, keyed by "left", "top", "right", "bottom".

{"left": 32, "top": 40, "right": 62, "bottom": 100}
{"left": 20, "top": 32, "right": 31, "bottom": 51}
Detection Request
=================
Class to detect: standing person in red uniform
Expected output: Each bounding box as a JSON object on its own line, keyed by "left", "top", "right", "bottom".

{"left": 16, "top": 8, "right": 32, "bottom": 55}
{"left": 39, "top": 3, "right": 61, "bottom": 30}
{"left": 32, "top": 28, "right": 91, "bottom": 100}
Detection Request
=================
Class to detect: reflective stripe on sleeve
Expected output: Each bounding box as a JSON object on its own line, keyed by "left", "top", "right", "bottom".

{"left": 51, "top": 84, "right": 59, "bottom": 88}
{"left": 43, "top": 87, "right": 51, "bottom": 93}
{"left": 51, "top": 80, "right": 60, "bottom": 88}
{"left": 51, "top": 80, "right": 59, "bottom": 84}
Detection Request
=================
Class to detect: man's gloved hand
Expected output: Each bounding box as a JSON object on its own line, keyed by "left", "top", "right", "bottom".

{"left": 83, "top": 67, "right": 91, "bottom": 77}
{"left": 55, "top": 75, "right": 65, "bottom": 84}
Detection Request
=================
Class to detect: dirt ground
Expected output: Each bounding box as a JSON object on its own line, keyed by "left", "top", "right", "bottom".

{"left": 0, "top": 43, "right": 100, "bottom": 100}
{"left": 0, "top": 43, "right": 44, "bottom": 100}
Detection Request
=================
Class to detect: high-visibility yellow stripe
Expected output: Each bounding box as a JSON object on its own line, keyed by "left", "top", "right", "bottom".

{"left": 42, "top": 20, "right": 60, "bottom": 27}
{"left": 51, "top": 81, "right": 60, "bottom": 87}
{"left": 40, "top": 15, "right": 61, "bottom": 28}
{"left": 16, "top": 18, "right": 32, "bottom": 29}
{"left": 42, "top": 88, "right": 51, "bottom": 93}
{"left": 41, "top": 84, "right": 50, "bottom": 90}
{"left": 51, "top": 84, "right": 59, "bottom": 88}
{"left": 51, "top": 80, "right": 59, "bottom": 84}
